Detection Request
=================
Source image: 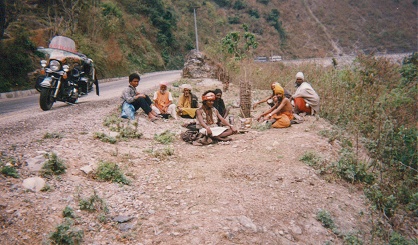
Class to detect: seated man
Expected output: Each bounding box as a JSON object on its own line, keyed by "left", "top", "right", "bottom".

{"left": 177, "top": 84, "right": 198, "bottom": 118}
{"left": 195, "top": 90, "right": 237, "bottom": 142}
{"left": 253, "top": 82, "right": 292, "bottom": 109}
{"left": 290, "top": 72, "right": 320, "bottom": 115}
{"left": 152, "top": 81, "right": 177, "bottom": 119}
{"left": 213, "top": 88, "right": 231, "bottom": 119}
{"left": 256, "top": 84, "right": 293, "bottom": 128}
{"left": 120, "top": 73, "right": 159, "bottom": 121}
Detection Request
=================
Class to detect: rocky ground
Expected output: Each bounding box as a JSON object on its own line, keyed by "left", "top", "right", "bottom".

{"left": 0, "top": 79, "right": 375, "bottom": 244}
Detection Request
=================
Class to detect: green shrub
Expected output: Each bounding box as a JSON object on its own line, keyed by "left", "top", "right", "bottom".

{"left": 103, "top": 114, "right": 142, "bottom": 140}
{"left": 118, "top": 121, "right": 142, "bottom": 139}
{"left": 0, "top": 30, "right": 37, "bottom": 92}
{"left": 154, "top": 130, "right": 175, "bottom": 144}
{"left": 389, "top": 231, "right": 416, "bottom": 245}
{"left": 256, "top": 0, "right": 270, "bottom": 5}
{"left": 248, "top": 9, "right": 260, "bottom": 18}
{"left": 335, "top": 149, "right": 374, "bottom": 184}
{"left": 63, "top": 206, "right": 75, "bottom": 218}
{"left": 316, "top": 209, "right": 336, "bottom": 229}
{"left": 103, "top": 114, "right": 123, "bottom": 127}
{"left": 1, "top": 165, "right": 19, "bottom": 178}
{"left": 228, "top": 15, "right": 240, "bottom": 24}
{"left": 364, "top": 185, "right": 398, "bottom": 218}
{"left": 344, "top": 233, "right": 363, "bottom": 245}
{"left": 49, "top": 218, "right": 83, "bottom": 245}
{"left": 407, "top": 192, "right": 418, "bottom": 216}
{"left": 300, "top": 152, "right": 322, "bottom": 167}
{"left": 214, "top": 0, "right": 231, "bottom": 7}
{"left": 251, "top": 121, "right": 271, "bottom": 131}
{"left": 145, "top": 146, "right": 174, "bottom": 160}
{"left": 41, "top": 153, "right": 67, "bottom": 177}
{"left": 233, "top": 0, "right": 246, "bottom": 10}
{"left": 43, "top": 132, "right": 64, "bottom": 139}
{"left": 93, "top": 132, "right": 117, "bottom": 144}
{"left": 79, "top": 191, "right": 109, "bottom": 213}
{"left": 95, "top": 161, "right": 131, "bottom": 185}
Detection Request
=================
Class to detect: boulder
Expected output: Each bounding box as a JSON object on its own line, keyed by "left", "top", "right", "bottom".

{"left": 22, "top": 177, "right": 46, "bottom": 192}
{"left": 182, "top": 50, "right": 229, "bottom": 89}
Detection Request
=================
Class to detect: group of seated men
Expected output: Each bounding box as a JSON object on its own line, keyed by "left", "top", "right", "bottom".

{"left": 253, "top": 72, "right": 320, "bottom": 128}
{"left": 120, "top": 72, "right": 320, "bottom": 142}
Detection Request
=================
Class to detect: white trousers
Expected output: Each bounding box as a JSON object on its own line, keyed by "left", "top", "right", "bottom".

{"left": 152, "top": 104, "right": 177, "bottom": 119}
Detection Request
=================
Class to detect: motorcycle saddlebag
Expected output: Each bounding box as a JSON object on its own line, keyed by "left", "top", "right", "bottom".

{"left": 35, "top": 76, "right": 46, "bottom": 92}
{"left": 78, "top": 77, "right": 89, "bottom": 94}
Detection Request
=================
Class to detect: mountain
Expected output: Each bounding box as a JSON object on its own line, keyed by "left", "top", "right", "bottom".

{"left": 1, "top": 0, "right": 417, "bottom": 79}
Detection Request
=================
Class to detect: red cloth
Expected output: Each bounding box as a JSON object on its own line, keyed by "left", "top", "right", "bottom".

{"left": 294, "top": 97, "right": 311, "bottom": 114}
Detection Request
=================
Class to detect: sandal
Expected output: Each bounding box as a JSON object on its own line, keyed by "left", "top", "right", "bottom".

{"left": 150, "top": 117, "right": 159, "bottom": 122}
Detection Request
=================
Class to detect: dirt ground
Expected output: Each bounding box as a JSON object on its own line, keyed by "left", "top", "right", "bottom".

{"left": 0, "top": 79, "right": 375, "bottom": 244}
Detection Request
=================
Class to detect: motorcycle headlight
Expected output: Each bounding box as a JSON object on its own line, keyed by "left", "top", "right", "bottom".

{"left": 40, "top": 60, "right": 47, "bottom": 68}
{"left": 63, "top": 65, "right": 70, "bottom": 72}
{"left": 49, "top": 60, "right": 61, "bottom": 72}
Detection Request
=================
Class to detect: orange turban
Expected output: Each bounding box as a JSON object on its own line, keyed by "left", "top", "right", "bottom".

{"left": 273, "top": 83, "right": 284, "bottom": 95}
{"left": 202, "top": 92, "right": 216, "bottom": 101}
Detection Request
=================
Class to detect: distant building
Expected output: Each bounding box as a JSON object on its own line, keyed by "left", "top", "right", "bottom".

{"left": 269, "top": 55, "right": 282, "bottom": 62}
{"left": 254, "top": 56, "right": 268, "bottom": 62}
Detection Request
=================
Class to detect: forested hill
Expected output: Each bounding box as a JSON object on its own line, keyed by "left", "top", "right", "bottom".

{"left": 0, "top": 0, "right": 417, "bottom": 90}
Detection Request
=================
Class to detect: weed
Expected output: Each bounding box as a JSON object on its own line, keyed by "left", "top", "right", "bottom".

{"left": 1, "top": 156, "right": 17, "bottom": 165}
{"left": 146, "top": 147, "right": 174, "bottom": 160}
{"left": 300, "top": 152, "right": 322, "bottom": 167}
{"left": 334, "top": 149, "right": 374, "bottom": 184}
{"left": 252, "top": 121, "right": 271, "bottom": 131}
{"left": 344, "top": 232, "right": 363, "bottom": 245}
{"left": 1, "top": 165, "right": 19, "bottom": 178}
{"left": 93, "top": 132, "right": 117, "bottom": 144}
{"left": 300, "top": 151, "right": 330, "bottom": 176}
{"left": 103, "top": 113, "right": 122, "bottom": 127}
{"left": 407, "top": 192, "right": 418, "bottom": 216}
{"left": 95, "top": 161, "right": 131, "bottom": 185}
{"left": 43, "top": 132, "right": 64, "bottom": 139}
{"left": 316, "top": 209, "right": 336, "bottom": 230}
{"left": 154, "top": 130, "right": 175, "bottom": 144}
{"left": 118, "top": 122, "right": 142, "bottom": 139}
{"left": 97, "top": 213, "right": 108, "bottom": 223}
{"left": 41, "top": 152, "right": 67, "bottom": 177}
{"left": 111, "top": 148, "right": 119, "bottom": 156}
{"left": 79, "top": 191, "right": 109, "bottom": 213}
{"left": 41, "top": 183, "right": 52, "bottom": 192}
{"left": 63, "top": 206, "right": 75, "bottom": 218}
{"left": 319, "top": 128, "right": 352, "bottom": 148}
{"left": 389, "top": 231, "right": 416, "bottom": 245}
{"left": 364, "top": 185, "right": 398, "bottom": 218}
{"left": 49, "top": 218, "right": 83, "bottom": 245}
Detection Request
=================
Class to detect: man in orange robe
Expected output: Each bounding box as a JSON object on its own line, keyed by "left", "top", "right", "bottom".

{"left": 152, "top": 81, "right": 177, "bottom": 119}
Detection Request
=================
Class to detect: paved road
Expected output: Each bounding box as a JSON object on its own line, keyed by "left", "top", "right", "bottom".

{"left": 0, "top": 70, "right": 181, "bottom": 116}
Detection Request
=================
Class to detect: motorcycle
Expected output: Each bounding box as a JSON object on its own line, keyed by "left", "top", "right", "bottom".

{"left": 35, "top": 36, "right": 99, "bottom": 111}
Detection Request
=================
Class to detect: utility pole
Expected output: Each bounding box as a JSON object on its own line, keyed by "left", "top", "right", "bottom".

{"left": 193, "top": 7, "right": 200, "bottom": 52}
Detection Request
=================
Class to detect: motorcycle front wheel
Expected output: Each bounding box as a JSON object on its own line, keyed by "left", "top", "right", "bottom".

{"left": 39, "top": 88, "right": 55, "bottom": 111}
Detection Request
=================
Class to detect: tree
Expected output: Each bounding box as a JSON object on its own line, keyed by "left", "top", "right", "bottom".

{"left": 221, "top": 24, "right": 258, "bottom": 118}
{"left": 221, "top": 24, "right": 258, "bottom": 60}
{"left": 0, "top": 0, "right": 5, "bottom": 39}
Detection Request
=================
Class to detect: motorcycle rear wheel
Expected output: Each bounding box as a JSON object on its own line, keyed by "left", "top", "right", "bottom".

{"left": 40, "top": 88, "right": 55, "bottom": 111}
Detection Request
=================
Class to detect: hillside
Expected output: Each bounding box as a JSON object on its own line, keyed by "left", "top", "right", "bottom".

{"left": 0, "top": 0, "right": 417, "bottom": 85}
{"left": 1, "top": 0, "right": 417, "bottom": 65}
{"left": 0, "top": 78, "right": 379, "bottom": 244}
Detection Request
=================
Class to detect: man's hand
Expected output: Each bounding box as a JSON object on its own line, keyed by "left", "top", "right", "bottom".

{"left": 136, "top": 93, "right": 146, "bottom": 99}
{"left": 230, "top": 126, "right": 237, "bottom": 134}
{"left": 264, "top": 114, "right": 271, "bottom": 120}
{"left": 206, "top": 127, "right": 213, "bottom": 136}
